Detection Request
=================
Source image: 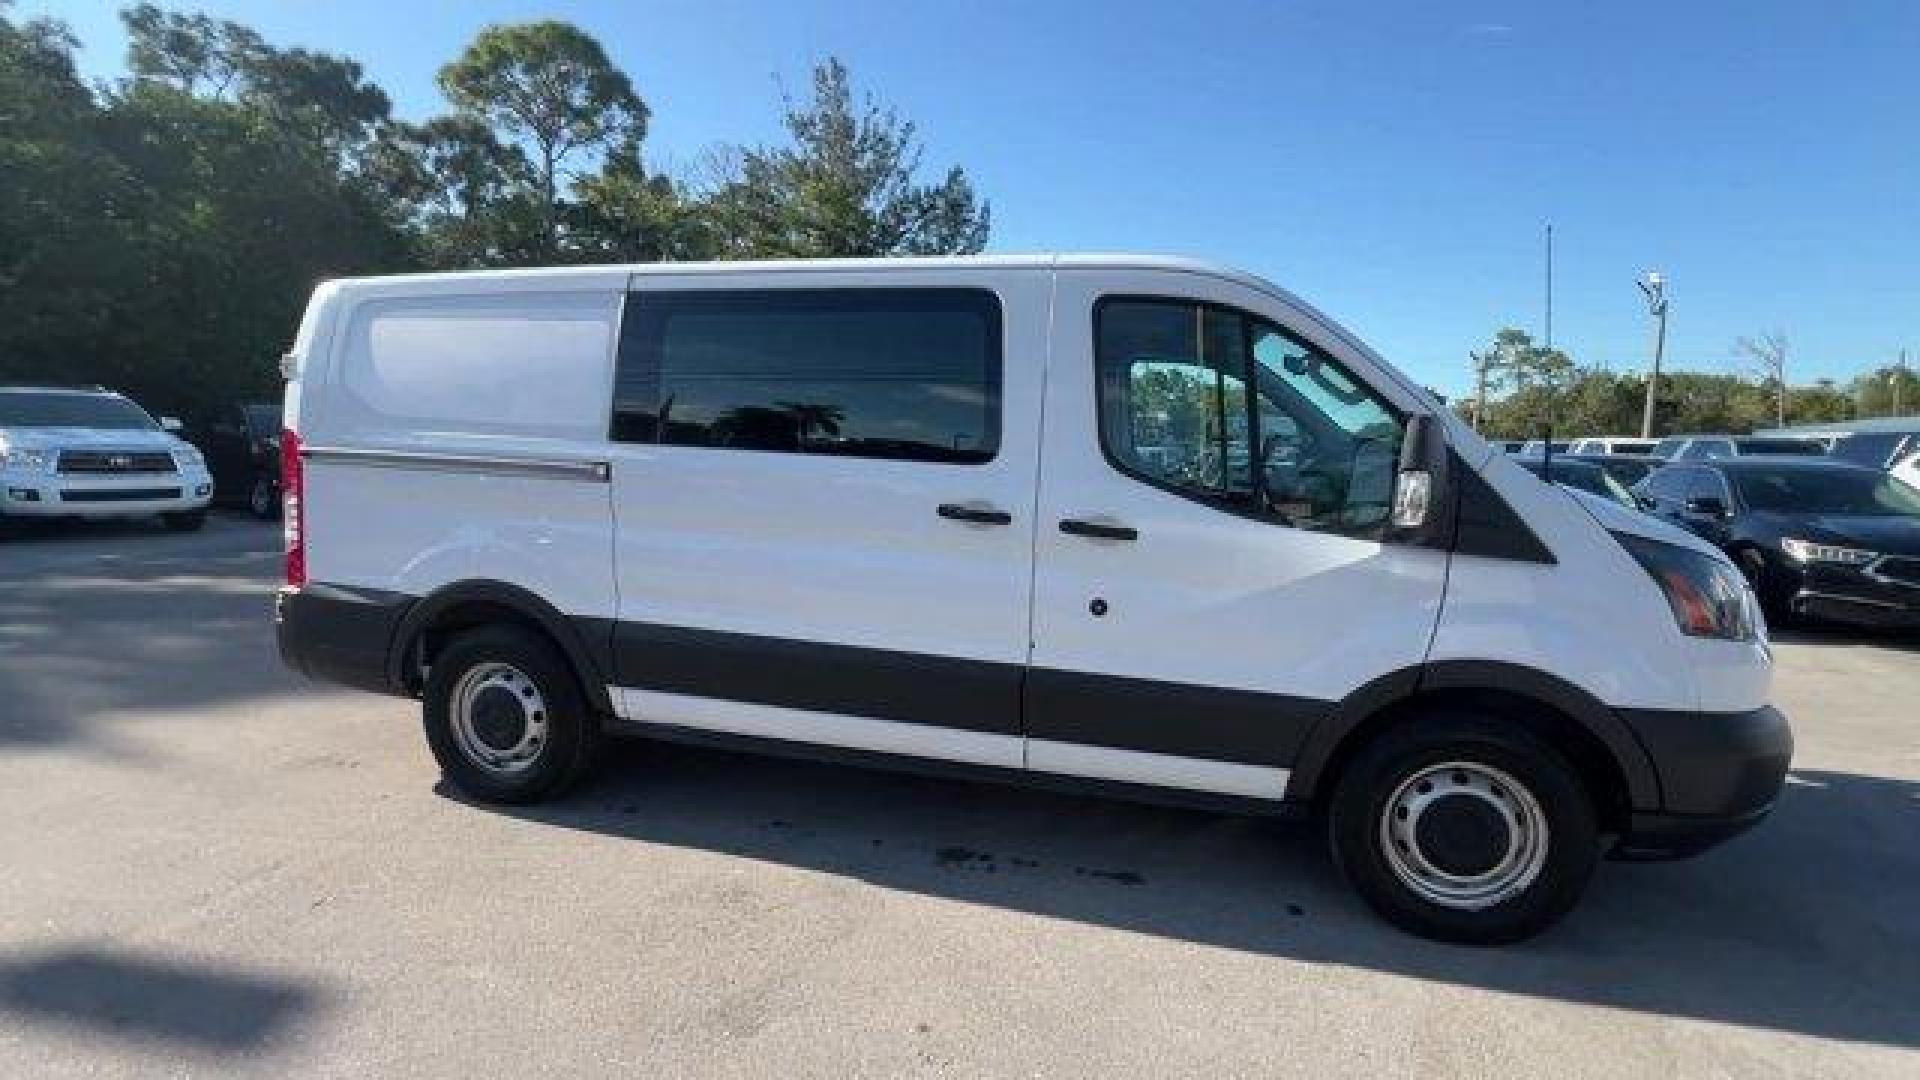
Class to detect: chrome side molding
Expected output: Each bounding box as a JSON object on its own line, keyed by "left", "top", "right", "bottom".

{"left": 301, "top": 445, "right": 610, "bottom": 483}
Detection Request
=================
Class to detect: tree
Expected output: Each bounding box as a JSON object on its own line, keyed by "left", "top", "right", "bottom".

{"left": 366, "top": 115, "right": 543, "bottom": 266}
{"left": 707, "top": 57, "right": 990, "bottom": 257}
{"left": 1851, "top": 362, "right": 1920, "bottom": 418}
{"left": 1469, "top": 329, "right": 1577, "bottom": 438}
{"left": 437, "top": 21, "right": 647, "bottom": 257}
{"left": 1733, "top": 330, "right": 1790, "bottom": 427}
{"left": 570, "top": 137, "right": 715, "bottom": 262}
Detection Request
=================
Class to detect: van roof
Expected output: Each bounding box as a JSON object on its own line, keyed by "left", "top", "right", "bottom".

{"left": 322, "top": 252, "right": 1284, "bottom": 297}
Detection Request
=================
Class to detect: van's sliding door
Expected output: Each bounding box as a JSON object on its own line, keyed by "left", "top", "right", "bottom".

{"left": 603, "top": 270, "right": 1050, "bottom": 767}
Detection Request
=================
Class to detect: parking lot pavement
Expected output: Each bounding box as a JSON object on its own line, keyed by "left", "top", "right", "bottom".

{"left": 1, "top": 524, "right": 1916, "bottom": 1079}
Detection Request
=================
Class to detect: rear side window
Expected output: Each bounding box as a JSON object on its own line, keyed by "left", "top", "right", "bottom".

{"left": 613, "top": 289, "right": 1001, "bottom": 464}
{"left": 337, "top": 292, "right": 616, "bottom": 441}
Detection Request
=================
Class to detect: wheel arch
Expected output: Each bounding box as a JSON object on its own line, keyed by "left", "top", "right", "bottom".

{"left": 1290, "top": 660, "right": 1663, "bottom": 829}
{"left": 386, "top": 580, "right": 614, "bottom": 714}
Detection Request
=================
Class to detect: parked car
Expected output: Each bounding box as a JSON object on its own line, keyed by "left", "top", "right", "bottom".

{"left": 1569, "top": 452, "right": 1660, "bottom": 490}
{"left": 1893, "top": 449, "right": 1920, "bottom": 494}
{"left": 1567, "top": 437, "right": 1657, "bottom": 456}
{"left": 274, "top": 254, "right": 1787, "bottom": 945}
{"left": 0, "top": 385, "right": 214, "bottom": 534}
{"left": 1650, "top": 434, "right": 1827, "bottom": 461}
{"left": 194, "top": 400, "right": 283, "bottom": 518}
{"left": 1755, "top": 418, "right": 1920, "bottom": 471}
{"left": 1634, "top": 458, "right": 1920, "bottom": 628}
{"left": 1513, "top": 456, "right": 1638, "bottom": 509}
{"left": 1516, "top": 439, "right": 1571, "bottom": 456}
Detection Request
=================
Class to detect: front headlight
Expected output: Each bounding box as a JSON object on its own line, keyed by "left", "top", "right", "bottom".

{"left": 0, "top": 447, "right": 56, "bottom": 474}
{"left": 1780, "top": 537, "right": 1877, "bottom": 565}
{"left": 172, "top": 444, "right": 205, "bottom": 470}
{"left": 1613, "top": 531, "right": 1757, "bottom": 641}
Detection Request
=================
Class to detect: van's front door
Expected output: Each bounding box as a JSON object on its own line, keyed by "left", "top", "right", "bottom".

{"left": 603, "top": 271, "right": 1048, "bottom": 768}
{"left": 1026, "top": 269, "right": 1449, "bottom": 799}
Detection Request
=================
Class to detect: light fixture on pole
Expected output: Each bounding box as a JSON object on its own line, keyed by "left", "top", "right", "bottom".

{"left": 1637, "top": 270, "right": 1668, "bottom": 439}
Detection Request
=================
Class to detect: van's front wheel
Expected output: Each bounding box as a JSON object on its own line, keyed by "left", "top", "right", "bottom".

{"left": 423, "top": 626, "right": 599, "bottom": 804}
{"left": 1329, "top": 715, "right": 1597, "bottom": 945}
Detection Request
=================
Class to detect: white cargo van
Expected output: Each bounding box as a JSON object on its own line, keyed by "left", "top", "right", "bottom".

{"left": 275, "top": 255, "right": 1789, "bottom": 944}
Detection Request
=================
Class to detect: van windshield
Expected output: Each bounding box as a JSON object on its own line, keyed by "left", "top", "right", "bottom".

{"left": 0, "top": 391, "right": 158, "bottom": 430}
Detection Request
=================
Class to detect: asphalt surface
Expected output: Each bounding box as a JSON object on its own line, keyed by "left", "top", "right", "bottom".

{"left": 1, "top": 517, "right": 1916, "bottom": 1078}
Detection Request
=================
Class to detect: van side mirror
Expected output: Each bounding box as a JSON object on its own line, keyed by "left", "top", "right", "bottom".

{"left": 159, "top": 415, "right": 184, "bottom": 433}
{"left": 1684, "top": 495, "right": 1728, "bottom": 518}
{"left": 1388, "top": 413, "right": 1453, "bottom": 546}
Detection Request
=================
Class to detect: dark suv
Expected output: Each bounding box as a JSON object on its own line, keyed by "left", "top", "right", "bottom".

{"left": 194, "top": 401, "right": 283, "bottom": 519}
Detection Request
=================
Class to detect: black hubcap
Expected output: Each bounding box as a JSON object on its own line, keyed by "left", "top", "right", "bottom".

{"left": 470, "top": 686, "right": 527, "bottom": 751}
{"left": 1414, "top": 793, "right": 1511, "bottom": 876}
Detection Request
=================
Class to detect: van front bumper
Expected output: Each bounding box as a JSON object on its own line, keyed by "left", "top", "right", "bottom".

{"left": 1611, "top": 704, "right": 1792, "bottom": 860}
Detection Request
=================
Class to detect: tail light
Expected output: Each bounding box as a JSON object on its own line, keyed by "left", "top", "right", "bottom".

{"left": 280, "top": 428, "right": 305, "bottom": 587}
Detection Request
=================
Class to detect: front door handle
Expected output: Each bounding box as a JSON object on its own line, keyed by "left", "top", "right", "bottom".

{"left": 1059, "top": 518, "right": 1138, "bottom": 542}
{"left": 938, "top": 502, "right": 1012, "bottom": 525}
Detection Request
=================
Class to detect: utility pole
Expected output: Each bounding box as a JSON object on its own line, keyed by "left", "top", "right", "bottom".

{"left": 1637, "top": 271, "right": 1668, "bottom": 438}
{"left": 1544, "top": 223, "right": 1554, "bottom": 351}
{"left": 1896, "top": 349, "right": 1907, "bottom": 416}
{"left": 1472, "top": 351, "right": 1488, "bottom": 431}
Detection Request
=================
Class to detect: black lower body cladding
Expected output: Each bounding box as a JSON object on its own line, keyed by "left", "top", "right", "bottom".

{"left": 275, "top": 583, "right": 410, "bottom": 694}
{"left": 1613, "top": 705, "right": 1792, "bottom": 858}
{"left": 278, "top": 579, "right": 1790, "bottom": 860}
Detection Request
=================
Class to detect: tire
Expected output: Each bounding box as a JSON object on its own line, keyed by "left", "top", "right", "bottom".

{"left": 422, "top": 625, "right": 601, "bottom": 804}
{"left": 1328, "top": 712, "right": 1598, "bottom": 946}
{"left": 162, "top": 510, "right": 207, "bottom": 532}
{"left": 248, "top": 476, "right": 280, "bottom": 520}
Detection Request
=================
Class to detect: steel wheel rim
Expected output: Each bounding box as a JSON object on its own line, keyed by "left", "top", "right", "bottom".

{"left": 449, "top": 662, "right": 548, "bottom": 776}
{"left": 1379, "top": 760, "right": 1549, "bottom": 911}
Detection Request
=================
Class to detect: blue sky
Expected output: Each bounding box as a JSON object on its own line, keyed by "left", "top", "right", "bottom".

{"left": 32, "top": 0, "right": 1920, "bottom": 395}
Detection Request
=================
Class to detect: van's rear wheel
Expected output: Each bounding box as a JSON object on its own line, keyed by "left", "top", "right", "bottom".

{"left": 423, "top": 626, "right": 599, "bottom": 804}
{"left": 1329, "top": 714, "right": 1597, "bottom": 945}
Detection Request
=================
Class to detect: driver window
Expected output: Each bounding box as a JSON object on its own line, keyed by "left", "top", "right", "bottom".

{"left": 1097, "top": 297, "right": 1405, "bottom": 537}
{"left": 1250, "top": 325, "right": 1403, "bottom": 532}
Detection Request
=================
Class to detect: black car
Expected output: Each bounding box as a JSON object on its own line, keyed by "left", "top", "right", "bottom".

{"left": 1513, "top": 456, "right": 1638, "bottom": 509}
{"left": 1635, "top": 458, "right": 1920, "bottom": 628}
{"left": 1568, "top": 452, "right": 1659, "bottom": 490}
{"left": 193, "top": 400, "right": 282, "bottom": 518}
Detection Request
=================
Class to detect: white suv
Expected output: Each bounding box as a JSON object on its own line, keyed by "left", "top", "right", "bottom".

{"left": 0, "top": 386, "right": 215, "bottom": 533}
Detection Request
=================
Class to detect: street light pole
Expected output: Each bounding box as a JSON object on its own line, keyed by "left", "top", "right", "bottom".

{"left": 1637, "top": 271, "right": 1668, "bottom": 439}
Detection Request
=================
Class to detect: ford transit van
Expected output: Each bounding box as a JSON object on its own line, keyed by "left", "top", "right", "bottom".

{"left": 274, "top": 255, "right": 1789, "bottom": 944}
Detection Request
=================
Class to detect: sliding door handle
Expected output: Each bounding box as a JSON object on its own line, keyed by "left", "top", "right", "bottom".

{"left": 1059, "top": 518, "right": 1138, "bottom": 541}
{"left": 938, "top": 502, "right": 1012, "bottom": 525}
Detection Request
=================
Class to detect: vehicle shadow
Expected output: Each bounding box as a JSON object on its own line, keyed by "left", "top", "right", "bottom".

{"left": 464, "top": 744, "right": 1920, "bottom": 1050}
{"left": 0, "top": 944, "right": 322, "bottom": 1052}
{"left": 0, "top": 551, "right": 309, "bottom": 752}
